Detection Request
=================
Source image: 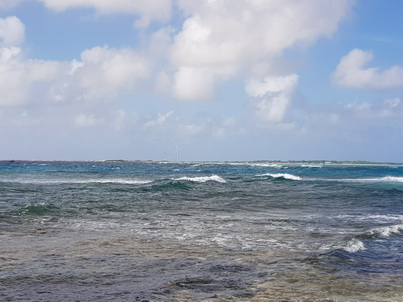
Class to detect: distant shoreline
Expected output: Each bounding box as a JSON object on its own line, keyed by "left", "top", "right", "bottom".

{"left": 2, "top": 159, "right": 402, "bottom": 166}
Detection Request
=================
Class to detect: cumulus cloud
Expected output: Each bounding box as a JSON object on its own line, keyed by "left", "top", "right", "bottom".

{"left": 332, "top": 48, "right": 403, "bottom": 89}
{"left": 1, "top": 40, "right": 151, "bottom": 106}
{"left": 0, "top": 48, "right": 61, "bottom": 106}
{"left": 0, "top": 17, "right": 61, "bottom": 107}
{"left": 37, "top": 0, "right": 172, "bottom": 27}
{"left": 246, "top": 74, "right": 299, "bottom": 122}
{"left": 171, "top": 0, "right": 351, "bottom": 100}
{"left": 75, "top": 46, "right": 150, "bottom": 98}
{"left": 0, "top": 16, "right": 25, "bottom": 46}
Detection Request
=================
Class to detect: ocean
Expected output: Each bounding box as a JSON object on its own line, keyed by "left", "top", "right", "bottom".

{"left": 1, "top": 160, "right": 403, "bottom": 301}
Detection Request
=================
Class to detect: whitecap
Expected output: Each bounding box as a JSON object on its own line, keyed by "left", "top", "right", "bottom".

{"left": 175, "top": 175, "right": 227, "bottom": 183}
{"left": 301, "top": 164, "right": 323, "bottom": 168}
{"left": 343, "top": 238, "right": 366, "bottom": 253}
{"left": 8, "top": 178, "right": 153, "bottom": 185}
{"left": 369, "top": 224, "right": 403, "bottom": 238}
{"left": 340, "top": 176, "right": 403, "bottom": 183}
{"left": 380, "top": 176, "right": 403, "bottom": 183}
{"left": 252, "top": 163, "right": 282, "bottom": 168}
{"left": 257, "top": 173, "right": 301, "bottom": 181}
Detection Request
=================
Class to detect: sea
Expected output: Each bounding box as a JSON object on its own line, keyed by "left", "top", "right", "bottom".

{"left": 1, "top": 160, "right": 403, "bottom": 302}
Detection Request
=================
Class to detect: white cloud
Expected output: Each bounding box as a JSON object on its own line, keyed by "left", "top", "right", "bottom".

{"left": 173, "top": 67, "right": 216, "bottom": 101}
{"left": 51, "top": 46, "right": 151, "bottom": 102}
{"left": 1, "top": 43, "right": 151, "bottom": 107}
{"left": 384, "top": 97, "right": 401, "bottom": 108}
{"left": 171, "top": 0, "right": 351, "bottom": 100}
{"left": 0, "top": 16, "right": 65, "bottom": 107}
{"left": 143, "top": 111, "right": 174, "bottom": 129}
{"left": 344, "top": 97, "right": 403, "bottom": 119}
{"left": 0, "top": 46, "right": 61, "bottom": 106}
{"left": 332, "top": 48, "right": 403, "bottom": 89}
{"left": 0, "top": 16, "right": 25, "bottom": 46}
{"left": 74, "top": 113, "right": 104, "bottom": 128}
{"left": 0, "top": 0, "right": 24, "bottom": 11}
{"left": 37, "top": 0, "right": 172, "bottom": 27}
{"left": 246, "top": 74, "right": 299, "bottom": 122}
{"left": 76, "top": 46, "right": 150, "bottom": 98}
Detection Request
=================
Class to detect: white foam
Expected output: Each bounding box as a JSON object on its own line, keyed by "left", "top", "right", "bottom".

{"left": 369, "top": 224, "right": 403, "bottom": 237}
{"left": 257, "top": 173, "right": 301, "bottom": 181}
{"left": 7, "top": 178, "right": 153, "bottom": 185}
{"left": 252, "top": 163, "right": 282, "bottom": 168}
{"left": 301, "top": 164, "right": 323, "bottom": 168}
{"left": 343, "top": 238, "right": 366, "bottom": 253}
{"left": 337, "top": 214, "right": 403, "bottom": 223}
{"left": 340, "top": 176, "right": 403, "bottom": 183}
{"left": 380, "top": 176, "right": 403, "bottom": 183}
{"left": 175, "top": 175, "right": 227, "bottom": 183}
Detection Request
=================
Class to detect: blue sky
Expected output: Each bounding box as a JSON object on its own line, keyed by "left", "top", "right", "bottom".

{"left": 0, "top": 0, "right": 402, "bottom": 162}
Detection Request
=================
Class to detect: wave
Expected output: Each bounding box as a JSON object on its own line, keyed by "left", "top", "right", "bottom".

{"left": 343, "top": 238, "right": 366, "bottom": 253}
{"left": 337, "top": 214, "right": 403, "bottom": 223}
{"left": 369, "top": 224, "right": 403, "bottom": 238}
{"left": 301, "top": 164, "right": 323, "bottom": 168}
{"left": 378, "top": 176, "right": 403, "bottom": 183}
{"left": 251, "top": 163, "right": 282, "bottom": 168}
{"left": 1, "top": 178, "right": 153, "bottom": 185}
{"left": 338, "top": 176, "right": 403, "bottom": 184}
{"left": 257, "top": 173, "right": 301, "bottom": 181}
{"left": 174, "top": 175, "right": 227, "bottom": 183}
{"left": 338, "top": 223, "right": 403, "bottom": 254}
{"left": 17, "top": 203, "right": 60, "bottom": 216}
{"left": 75, "top": 179, "right": 153, "bottom": 185}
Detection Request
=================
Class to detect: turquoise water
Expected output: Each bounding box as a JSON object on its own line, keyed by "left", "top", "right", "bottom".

{"left": 1, "top": 161, "right": 403, "bottom": 301}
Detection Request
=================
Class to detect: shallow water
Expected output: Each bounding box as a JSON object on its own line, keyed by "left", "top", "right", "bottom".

{"left": 1, "top": 161, "right": 403, "bottom": 301}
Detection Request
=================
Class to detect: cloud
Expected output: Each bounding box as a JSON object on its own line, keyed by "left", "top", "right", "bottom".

{"left": 0, "top": 16, "right": 25, "bottom": 46}
{"left": 37, "top": 0, "right": 172, "bottom": 27}
{"left": 173, "top": 67, "right": 216, "bottom": 101}
{"left": 1, "top": 44, "right": 151, "bottom": 107}
{"left": 143, "top": 111, "right": 174, "bottom": 129}
{"left": 74, "top": 113, "right": 104, "bottom": 128}
{"left": 0, "top": 46, "right": 60, "bottom": 106}
{"left": 171, "top": 0, "right": 351, "bottom": 100}
{"left": 76, "top": 46, "right": 151, "bottom": 98}
{"left": 332, "top": 48, "right": 403, "bottom": 89}
{"left": 246, "top": 74, "right": 299, "bottom": 122}
{"left": 0, "top": 0, "right": 24, "bottom": 11}
{"left": 344, "top": 97, "right": 403, "bottom": 119}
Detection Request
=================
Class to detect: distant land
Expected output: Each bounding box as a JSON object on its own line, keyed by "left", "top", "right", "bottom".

{"left": 3, "top": 159, "right": 402, "bottom": 166}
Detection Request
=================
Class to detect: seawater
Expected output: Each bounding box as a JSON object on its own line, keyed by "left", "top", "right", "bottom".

{"left": 1, "top": 161, "right": 403, "bottom": 301}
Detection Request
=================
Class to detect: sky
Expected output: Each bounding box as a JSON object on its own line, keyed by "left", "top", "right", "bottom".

{"left": 0, "top": 0, "right": 403, "bottom": 162}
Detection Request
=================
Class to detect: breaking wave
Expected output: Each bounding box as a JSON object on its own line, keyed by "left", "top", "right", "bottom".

{"left": 339, "top": 176, "right": 403, "bottom": 184}
{"left": 369, "top": 224, "right": 403, "bottom": 238}
{"left": 1, "top": 178, "right": 153, "bottom": 185}
{"left": 175, "top": 175, "right": 227, "bottom": 183}
{"left": 257, "top": 173, "right": 301, "bottom": 181}
{"left": 343, "top": 238, "right": 366, "bottom": 253}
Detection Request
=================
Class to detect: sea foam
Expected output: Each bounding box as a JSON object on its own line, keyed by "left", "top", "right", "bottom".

{"left": 258, "top": 173, "right": 301, "bottom": 181}
{"left": 343, "top": 176, "right": 403, "bottom": 183}
{"left": 8, "top": 178, "right": 153, "bottom": 185}
{"left": 175, "top": 175, "right": 227, "bottom": 183}
{"left": 343, "top": 238, "right": 366, "bottom": 253}
{"left": 369, "top": 224, "right": 403, "bottom": 238}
